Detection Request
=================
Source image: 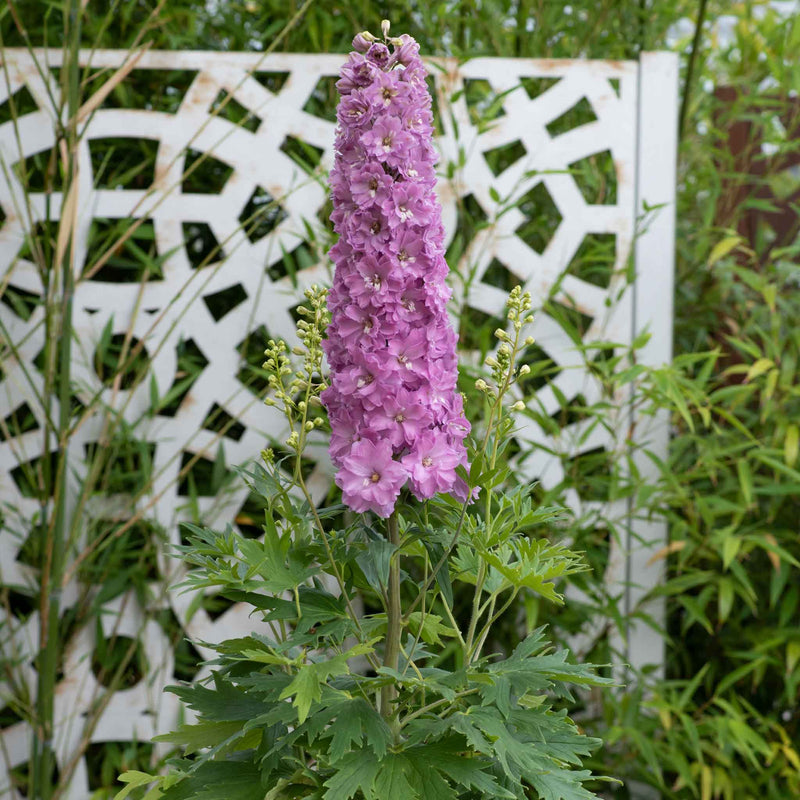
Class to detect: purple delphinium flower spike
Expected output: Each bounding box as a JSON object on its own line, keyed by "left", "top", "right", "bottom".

{"left": 322, "top": 32, "right": 470, "bottom": 517}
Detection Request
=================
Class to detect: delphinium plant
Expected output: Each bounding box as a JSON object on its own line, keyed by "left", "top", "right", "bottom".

{"left": 117, "top": 25, "right": 613, "bottom": 800}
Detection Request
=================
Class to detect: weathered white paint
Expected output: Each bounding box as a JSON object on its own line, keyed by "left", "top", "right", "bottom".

{"left": 626, "top": 52, "right": 680, "bottom": 676}
{"left": 0, "top": 49, "right": 678, "bottom": 798}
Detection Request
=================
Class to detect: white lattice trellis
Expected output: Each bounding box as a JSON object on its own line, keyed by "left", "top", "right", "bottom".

{"left": 0, "top": 49, "right": 677, "bottom": 799}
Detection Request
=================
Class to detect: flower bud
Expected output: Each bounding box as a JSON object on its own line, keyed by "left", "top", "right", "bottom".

{"left": 524, "top": 336, "right": 535, "bottom": 346}
{"left": 518, "top": 364, "right": 531, "bottom": 376}
{"left": 352, "top": 31, "right": 375, "bottom": 52}
{"left": 511, "top": 400, "right": 526, "bottom": 412}
{"left": 494, "top": 328, "right": 509, "bottom": 341}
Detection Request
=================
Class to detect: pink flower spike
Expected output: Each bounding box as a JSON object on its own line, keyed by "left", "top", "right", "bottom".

{"left": 323, "top": 34, "right": 471, "bottom": 515}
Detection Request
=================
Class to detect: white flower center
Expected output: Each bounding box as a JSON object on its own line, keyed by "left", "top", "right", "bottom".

{"left": 422, "top": 456, "right": 433, "bottom": 468}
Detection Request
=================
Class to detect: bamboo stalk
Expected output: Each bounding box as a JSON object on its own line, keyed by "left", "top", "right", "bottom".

{"left": 679, "top": 0, "right": 709, "bottom": 138}
{"left": 31, "top": 2, "right": 81, "bottom": 797}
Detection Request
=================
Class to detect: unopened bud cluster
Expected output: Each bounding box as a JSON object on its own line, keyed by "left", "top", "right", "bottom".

{"left": 262, "top": 286, "right": 331, "bottom": 450}
{"left": 474, "top": 287, "right": 537, "bottom": 412}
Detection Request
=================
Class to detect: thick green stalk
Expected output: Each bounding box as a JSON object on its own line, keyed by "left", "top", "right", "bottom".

{"left": 679, "top": 0, "right": 709, "bottom": 138}
{"left": 31, "top": 3, "right": 81, "bottom": 797}
{"left": 380, "top": 512, "right": 401, "bottom": 721}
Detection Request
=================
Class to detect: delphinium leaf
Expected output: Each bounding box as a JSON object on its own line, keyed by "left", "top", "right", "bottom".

{"left": 157, "top": 762, "right": 265, "bottom": 800}
{"left": 322, "top": 750, "right": 381, "bottom": 800}
{"left": 325, "top": 698, "right": 392, "bottom": 761}
{"left": 371, "top": 753, "right": 419, "bottom": 799}
{"left": 279, "top": 642, "right": 375, "bottom": 723}
{"left": 168, "top": 675, "right": 265, "bottom": 721}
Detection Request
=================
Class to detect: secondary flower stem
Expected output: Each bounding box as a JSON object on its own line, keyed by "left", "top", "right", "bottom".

{"left": 471, "top": 590, "right": 519, "bottom": 662}
{"left": 297, "top": 480, "right": 381, "bottom": 673}
{"left": 464, "top": 561, "right": 487, "bottom": 659}
{"left": 381, "top": 511, "right": 402, "bottom": 721}
{"left": 399, "top": 687, "right": 479, "bottom": 728}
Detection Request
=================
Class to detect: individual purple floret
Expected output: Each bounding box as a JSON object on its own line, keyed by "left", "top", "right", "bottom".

{"left": 321, "top": 31, "right": 470, "bottom": 517}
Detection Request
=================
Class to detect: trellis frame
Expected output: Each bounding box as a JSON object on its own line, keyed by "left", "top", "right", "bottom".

{"left": 0, "top": 48, "right": 677, "bottom": 799}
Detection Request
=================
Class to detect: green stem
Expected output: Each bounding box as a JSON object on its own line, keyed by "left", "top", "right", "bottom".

{"left": 471, "top": 591, "right": 519, "bottom": 663}
{"left": 380, "top": 512, "right": 402, "bottom": 721}
{"left": 297, "top": 481, "right": 381, "bottom": 673}
{"left": 464, "top": 561, "right": 487, "bottom": 659}
{"left": 400, "top": 688, "right": 479, "bottom": 728}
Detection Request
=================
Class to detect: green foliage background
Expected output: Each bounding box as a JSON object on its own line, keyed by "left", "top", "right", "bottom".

{"left": 1, "top": 1, "right": 799, "bottom": 798}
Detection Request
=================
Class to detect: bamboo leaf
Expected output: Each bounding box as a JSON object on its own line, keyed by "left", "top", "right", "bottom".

{"left": 647, "top": 539, "right": 685, "bottom": 566}
{"left": 708, "top": 235, "right": 742, "bottom": 266}
{"left": 785, "top": 424, "right": 799, "bottom": 467}
{"left": 718, "top": 577, "right": 735, "bottom": 623}
{"left": 737, "top": 460, "right": 753, "bottom": 507}
{"left": 745, "top": 357, "right": 774, "bottom": 382}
